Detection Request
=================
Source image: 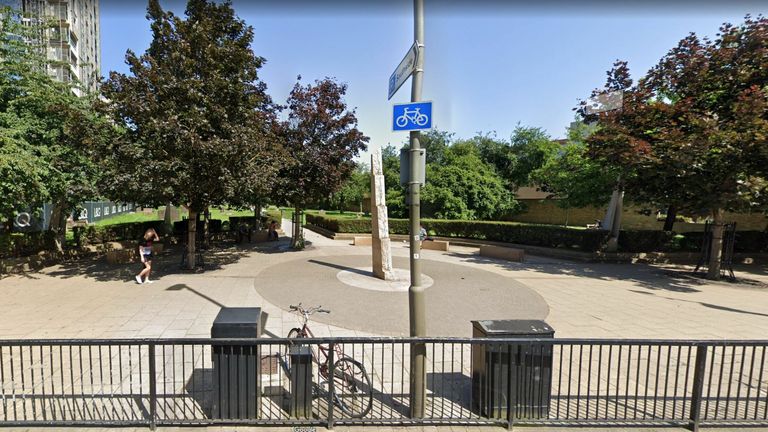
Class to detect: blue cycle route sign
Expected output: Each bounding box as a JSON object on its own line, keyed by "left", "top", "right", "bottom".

{"left": 392, "top": 101, "right": 433, "bottom": 132}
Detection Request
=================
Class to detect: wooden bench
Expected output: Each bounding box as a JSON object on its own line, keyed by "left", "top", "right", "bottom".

{"left": 421, "top": 240, "right": 449, "bottom": 251}
{"left": 479, "top": 245, "right": 525, "bottom": 262}
{"left": 353, "top": 236, "right": 372, "bottom": 246}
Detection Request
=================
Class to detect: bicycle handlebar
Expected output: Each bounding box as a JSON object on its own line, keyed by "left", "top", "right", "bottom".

{"left": 289, "top": 304, "right": 330, "bottom": 315}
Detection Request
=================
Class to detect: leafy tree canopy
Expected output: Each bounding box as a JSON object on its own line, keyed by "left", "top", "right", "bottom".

{"left": 532, "top": 121, "right": 616, "bottom": 209}
{"left": 580, "top": 15, "right": 768, "bottom": 277}
{"left": 0, "top": 7, "right": 108, "bottom": 246}
{"left": 100, "top": 0, "right": 281, "bottom": 214}
{"left": 276, "top": 76, "right": 369, "bottom": 209}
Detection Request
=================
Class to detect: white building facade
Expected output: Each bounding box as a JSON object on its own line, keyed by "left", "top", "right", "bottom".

{"left": 19, "top": 0, "right": 100, "bottom": 92}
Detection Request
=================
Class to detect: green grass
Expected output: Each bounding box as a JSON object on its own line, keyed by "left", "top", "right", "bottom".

{"left": 94, "top": 206, "right": 258, "bottom": 227}
{"left": 209, "top": 208, "right": 255, "bottom": 221}
{"left": 280, "top": 207, "right": 370, "bottom": 221}
{"left": 93, "top": 211, "right": 161, "bottom": 226}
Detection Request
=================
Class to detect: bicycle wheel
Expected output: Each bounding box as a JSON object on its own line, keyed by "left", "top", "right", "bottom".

{"left": 416, "top": 114, "right": 428, "bottom": 126}
{"left": 282, "top": 327, "right": 303, "bottom": 376}
{"left": 396, "top": 115, "right": 408, "bottom": 128}
{"left": 332, "top": 357, "right": 372, "bottom": 418}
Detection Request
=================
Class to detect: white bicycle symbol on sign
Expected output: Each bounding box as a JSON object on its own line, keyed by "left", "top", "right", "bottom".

{"left": 396, "top": 108, "right": 429, "bottom": 128}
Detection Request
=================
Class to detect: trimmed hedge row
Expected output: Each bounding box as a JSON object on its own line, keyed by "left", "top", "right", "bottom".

{"left": 619, "top": 230, "right": 768, "bottom": 253}
{"left": 306, "top": 214, "right": 609, "bottom": 252}
{"left": 306, "top": 214, "right": 768, "bottom": 253}
{"left": 78, "top": 209, "right": 285, "bottom": 245}
{"left": 74, "top": 220, "right": 169, "bottom": 245}
{"left": 0, "top": 231, "right": 53, "bottom": 259}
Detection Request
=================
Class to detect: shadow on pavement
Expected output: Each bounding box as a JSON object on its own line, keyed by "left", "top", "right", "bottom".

{"left": 307, "top": 259, "right": 370, "bottom": 277}
{"left": 42, "top": 242, "right": 256, "bottom": 283}
{"left": 445, "top": 251, "right": 708, "bottom": 294}
{"left": 629, "top": 289, "right": 768, "bottom": 318}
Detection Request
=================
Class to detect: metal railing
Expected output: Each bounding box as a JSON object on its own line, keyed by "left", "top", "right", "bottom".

{"left": 0, "top": 338, "right": 766, "bottom": 430}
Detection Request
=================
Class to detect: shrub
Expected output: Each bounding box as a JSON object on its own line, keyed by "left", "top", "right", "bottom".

{"left": 0, "top": 231, "right": 53, "bottom": 259}
{"left": 172, "top": 219, "right": 224, "bottom": 235}
{"left": 307, "top": 214, "right": 768, "bottom": 253}
{"left": 616, "top": 229, "right": 767, "bottom": 253}
{"left": 306, "top": 214, "right": 609, "bottom": 251}
{"left": 76, "top": 220, "right": 169, "bottom": 245}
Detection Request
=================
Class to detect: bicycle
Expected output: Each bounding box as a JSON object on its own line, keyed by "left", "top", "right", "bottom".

{"left": 285, "top": 304, "right": 373, "bottom": 418}
{"left": 395, "top": 107, "right": 428, "bottom": 128}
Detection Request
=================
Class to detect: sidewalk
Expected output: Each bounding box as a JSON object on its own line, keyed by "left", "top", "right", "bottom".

{"left": 1, "top": 220, "right": 767, "bottom": 430}
{"left": 1, "top": 219, "right": 767, "bottom": 340}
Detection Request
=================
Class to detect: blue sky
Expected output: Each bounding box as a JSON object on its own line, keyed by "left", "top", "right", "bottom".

{"left": 100, "top": 1, "right": 767, "bottom": 160}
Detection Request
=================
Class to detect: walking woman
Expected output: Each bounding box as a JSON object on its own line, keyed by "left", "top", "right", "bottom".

{"left": 136, "top": 228, "right": 160, "bottom": 284}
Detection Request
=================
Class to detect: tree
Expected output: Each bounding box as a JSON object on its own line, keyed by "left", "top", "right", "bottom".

{"left": 276, "top": 77, "right": 368, "bottom": 248}
{"left": 583, "top": 16, "right": 768, "bottom": 279}
{"left": 381, "top": 144, "right": 407, "bottom": 218}
{"left": 532, "top": 122, "right": 616, "bottom": 222}
{"left": 507, "top": 125, "right": 560, "bottom": 188}
{"left": 473, "top": 132, "right": 513, "bottom": 184}
{"left": 0, "top": 7, "right": 108, "bottom": 250}
{"left": 334, "top": 163, "right": 370, "bottom": 213}
{"left": 421, "top": 141, "right": 516, "bottom": 220}
{"left": 100, "top": 0, "right": 281, "bottom": 268}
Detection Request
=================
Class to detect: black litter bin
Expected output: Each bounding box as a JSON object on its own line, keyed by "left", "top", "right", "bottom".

{"left": 210, "top": 307, "right": 268, "bottom": 419}
{"left": 471, "top": 319, "right": 554, "bottom": 420}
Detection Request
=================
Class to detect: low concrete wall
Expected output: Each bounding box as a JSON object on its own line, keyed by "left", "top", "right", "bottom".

{"left": 106, "top": 249, "right": 135, "bottom": 265}
{"left": 353, "top": 236, "right": 372, "bottom": 246}
{"left": 422, "top": 240, "right": 449, "bottom": 251}
{"left": 479, "top": 245, "right": 525, "bottom": 262}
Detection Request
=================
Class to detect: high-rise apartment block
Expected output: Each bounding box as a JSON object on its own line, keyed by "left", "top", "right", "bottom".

{"left": 14, "top": 0, "right": 100, "bottom": 92}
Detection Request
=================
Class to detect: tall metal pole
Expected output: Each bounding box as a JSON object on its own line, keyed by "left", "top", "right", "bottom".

{"left": 408, "top": 0, "right": 426, "bottom": 419}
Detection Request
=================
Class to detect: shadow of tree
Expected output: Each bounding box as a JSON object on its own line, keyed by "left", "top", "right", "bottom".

{"left": 445, "top": 251, "right": 706, "bottom": 294}
{"left": 42, "top": 241, "right": 257, "bottom": 283}
{"left": 630, "top": 289, "right": 768, "bottom": 318}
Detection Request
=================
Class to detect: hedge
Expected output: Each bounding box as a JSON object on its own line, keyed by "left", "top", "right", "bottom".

{"left": 74, "top": 220, "right": 169, "bottom": 245}
{"left": 619, "top": 230, "right": 768, "bottom": 253}
{"left": 172, "top": 219, "right": 223, "bottom": 235}
{"left": 306, "top": 214, "right": 768, "bottom": 253}
{"left": 306, "top": 214, "right": 609, "bottom": 252}
{"left": 0, "top": 231, "right": 53, "bottom": 259}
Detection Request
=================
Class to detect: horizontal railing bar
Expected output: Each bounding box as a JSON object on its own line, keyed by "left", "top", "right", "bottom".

{"left": 0, "top": 420, "right": 151, "bottom": 426}
{"left": 0, "top": 337, "right": 766, "bottom": 346}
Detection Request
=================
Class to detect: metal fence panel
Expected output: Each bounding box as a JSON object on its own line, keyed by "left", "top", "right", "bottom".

{"left": 0, "top": 338, "right": 765, "bottom": 429}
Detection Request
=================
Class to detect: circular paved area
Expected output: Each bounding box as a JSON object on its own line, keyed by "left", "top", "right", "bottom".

{"left": 255, "top": 254, "right": 549, "bottom": 336}
{"left": 336, "top": 267, "right": 434, "bottom": 292}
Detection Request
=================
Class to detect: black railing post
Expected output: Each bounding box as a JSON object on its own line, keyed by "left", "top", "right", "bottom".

{"left": 148, "top": 344, "right": 157, "bottom": 430}
{"left": 689, "top": 345, "right": 708, "bottom": 432}
{"left": 507, "top": 344, "right": 514, "bottom": 430}
{"left": 327, "top": 342, "right": 335, "bottom": 429}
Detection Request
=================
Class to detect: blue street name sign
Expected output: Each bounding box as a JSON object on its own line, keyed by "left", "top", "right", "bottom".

{"left": 392, "top": 101, "right": 433, "bottom": 132}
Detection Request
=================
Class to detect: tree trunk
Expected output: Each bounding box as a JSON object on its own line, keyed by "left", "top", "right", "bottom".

{"left": 163, "top": 203, "right": 173, "bottom": 234}
{"left": 663, "top": 205, "right": 677, "bottom": 232}
{"left": 291, "top": 206, "right": 304, "bottom": 249}
{"left": 253, "top": 201, "right": 261, "bottom": 230}
{"left": 706, "top": 208, "right": 725, "bottom": 280}
{"left": 605, "top": 189, "right": 624, "bottom": 252}
{"left": 203, "top": 207, "right": 210, "bottom": 248}
{"left": 47, "top": 201, "right": 67, "bottom": 254}
{"left": 186, "top": 210, "right": 197, "bottom": 270}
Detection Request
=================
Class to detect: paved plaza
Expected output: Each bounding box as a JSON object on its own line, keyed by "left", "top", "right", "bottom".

{"left": 1, "top": 219, "right": 767, "bottom": 341}
{"left": 1, "top": 220, "right": 767, "bottom": 432}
